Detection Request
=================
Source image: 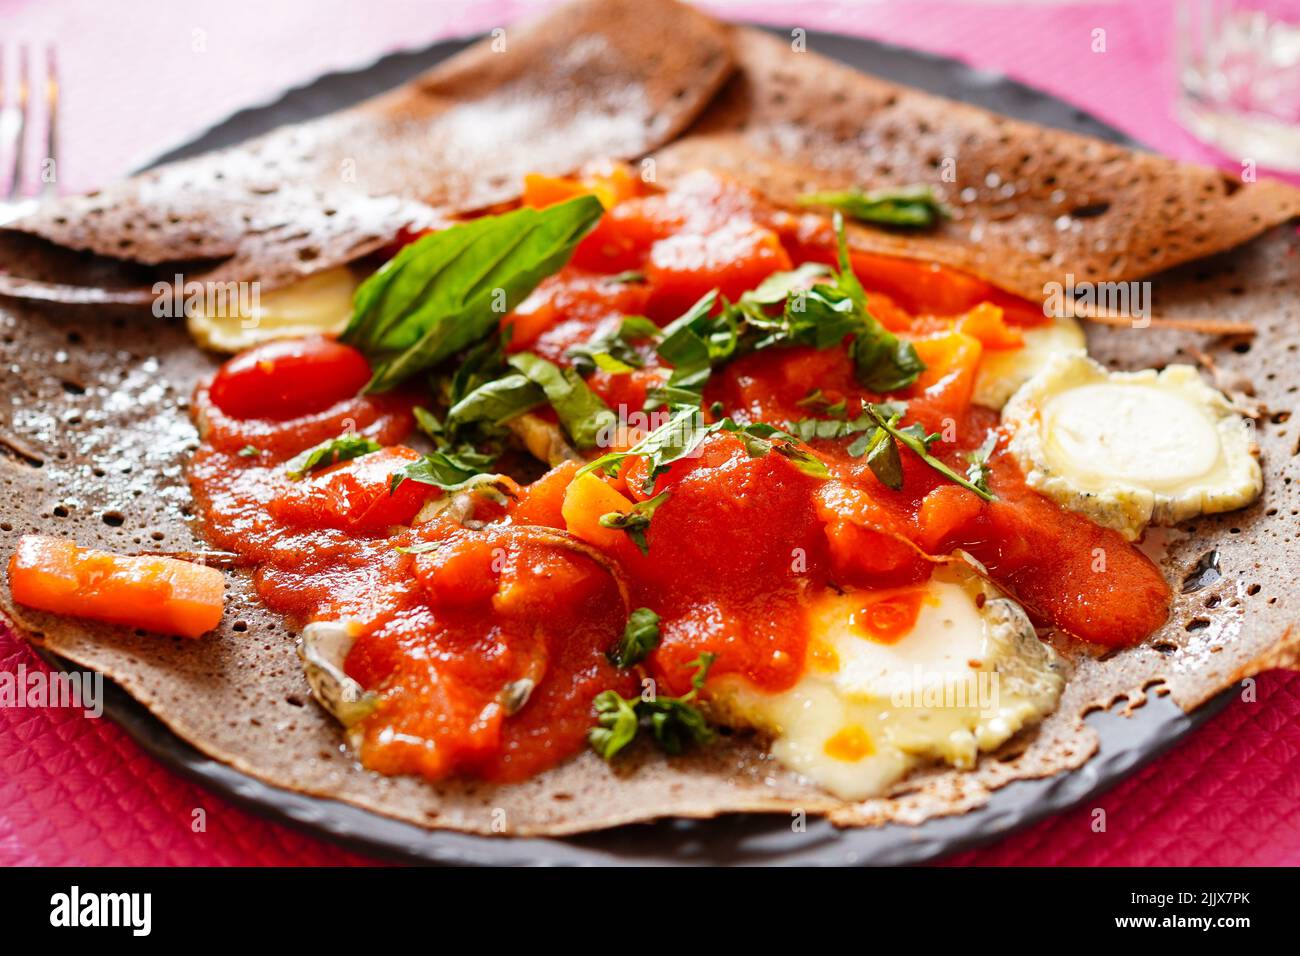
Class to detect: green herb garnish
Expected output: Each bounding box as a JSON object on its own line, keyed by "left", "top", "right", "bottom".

{"left": 285, "top": 434, "right": 382, "bottom": 480}
{"left": 598, "top": 490, "right": 669, "bottom": 556}
{"left": 800, "top": 184, "right": 950, "bottom": 229}
{"left": 641, "top": 217, "right": 923, "bottom": 406}
{"left": 237, "top": 445, "right": 261, "bottom": 458}
{"left": 965, "top": 431, "right": 999, "bottom": 497}
{"left": 864, "top": 404, "right": 993, "bottom": 500}
{"left": 506, "top": 353, "right": 616, "bottom": 450}
{"left": 567, "top": 316, "right": 659, "bottom": 376}
{"left": 784, "top": 400, "right": 993, "bottom": 499}
{"left": 342, "top": 196, "right": 604, "bottom": 391}
{"left": 389, "top": 446, "right": 497, "bottom": 493}
{"left": 580, "top": 404, "right": 827, "bottom": 495}
{"left": 607, "top": 607, "right": 662, "bottom": 668}
{"left": 589, "top": 653, "right": 716, "bottom": 760}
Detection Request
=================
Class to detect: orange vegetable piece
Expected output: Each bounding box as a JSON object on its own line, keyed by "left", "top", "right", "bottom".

{"left": 8, "top": 534, "right": 225, "bottom": 638}
{"left": 512, "top": 460, "right": 580, "bottom": 528}
{"left": 522, "top": 162, "right": 640, "bottom": 211}
{"left": 562, "top": 471, "right": 636, "bottom": 552}
{"left": 956, "top": 302, "right": 1023, "bottom": 350}
{"left": 917, "top": 484, "right": 985, "bottom": 553}
{"left": 911, "top": 330, "right": 983, "bottom": 414}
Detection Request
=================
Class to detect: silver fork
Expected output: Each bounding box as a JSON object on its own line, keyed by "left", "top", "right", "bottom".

{"left": 0, "top": 44, "right": 59, "bottom": 225}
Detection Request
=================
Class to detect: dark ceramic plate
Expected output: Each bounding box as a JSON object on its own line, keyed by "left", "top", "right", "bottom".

{"left": 63, "top": 27, "right": 1228, "bottom": 866}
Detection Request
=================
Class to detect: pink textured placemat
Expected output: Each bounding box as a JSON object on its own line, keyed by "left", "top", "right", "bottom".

{"left": 2, "top": 0, "right": 1297, "bottom": 866}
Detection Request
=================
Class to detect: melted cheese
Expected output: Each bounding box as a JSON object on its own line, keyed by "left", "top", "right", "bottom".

{"left": 972, "top": 315, "right": 1086, "bottom": 409}
{"left": 186, "top": 266, "right": 359, "bottom": 353}
{"left": 1004, "top": 353, "right": 1262, "bottom": 540}
{"left": 710, "top": 561, "right": 1063, "bottom": 801}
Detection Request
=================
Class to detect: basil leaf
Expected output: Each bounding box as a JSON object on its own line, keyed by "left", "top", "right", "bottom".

{"left": 795, "top": 389, "right": 847, "bottom": 419}
{"left": 582, "top": 405, "right": 830, "bottom": 493}
{"left": 865, "top": 404, "right": 994, "bottom": 501}
{"left": 655, "top": 290, "right": 724, "bottom": 376}
{"left": 598, "top": 490, "right": 669, "bottom": 555}
{"left": 588, "top": 690, "right": 641, "bottom": 761}
{"left": 580, "top": 403, "right": 707, "bottom": 494}
{"left": 448, "top": 330, "right": 509, "bottom": 408}
{"left": 864, "top": 427, "right": 904, "bottom": 490}
{"left": 606, "top": 270, "right": 646, "bottom": 285}
{"left": 965, "top": 430, "right": 999, "bottom": 496}
{"left": 344, "top": 196, "right": 604, "bottom": 391}
{"left": 238, "top": 445, "right": 261, "bottom": 458}
{"left": 286, "top": 434, "right": 382, "bottom": 480}
{"left": 852, "top": 332, "right": 926, "bottom": 392}
{"left": 801, "top": 185, "right": 950, "bottom": 229}
{"left": 567, "top": 316, "right": 657, "bottom": 376}
{"left": 507, "top": 352, "right": 616, "bottom": 450}
{"left": 390, "top": 446, "right": 495, "bottom": 493}
{"left": 588, "top": 652, "right": 716, "bottom": 761}
{"left": 741, "top": 262, "right": 832, "bottom": 306}
{"left": 607, "top": 607, "right": 662, "bottom": 668}
{"left": 445, "top": 373, "right": 546, "bottom": 430}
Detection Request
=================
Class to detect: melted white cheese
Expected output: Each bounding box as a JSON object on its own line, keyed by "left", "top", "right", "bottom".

{"left": 972, "top": 315, "right": 1086, "bottom": 409}
{"left": 710, "top": 561, "right": 1063, "bottom": 801}
{"left": 186, "top": 266, "right": 359, "bottom": 353}
{"left": 1004, "top": 353, "right": 1262, "bottom": 540}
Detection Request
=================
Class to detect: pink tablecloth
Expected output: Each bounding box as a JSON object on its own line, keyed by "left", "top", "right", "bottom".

{"left": 2, "top": 0, "right": 1298, "bottom": 866}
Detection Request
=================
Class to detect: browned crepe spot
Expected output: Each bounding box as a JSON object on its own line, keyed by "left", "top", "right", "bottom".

{"left": 653, "top": 29, "right": 1300, "bottom": 303}
{"left": 2, "top": 224, "right": 1296, "bottom": 836}
{"left": 0, "top": 0, "right": 734, "bottom": 299}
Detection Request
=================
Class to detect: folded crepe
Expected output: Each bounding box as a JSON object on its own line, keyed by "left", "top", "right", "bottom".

{"left": 1, "top": 0, "right": 1297, "bottom": 836}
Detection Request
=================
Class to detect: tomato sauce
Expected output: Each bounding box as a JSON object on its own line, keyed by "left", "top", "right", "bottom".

{"left": 188, "top": 169, "right": 1171, "bottom": 786}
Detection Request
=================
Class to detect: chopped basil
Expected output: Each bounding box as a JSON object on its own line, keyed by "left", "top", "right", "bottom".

{"left": 606, "top": 270, "right": 646, "bottom": 285}
{"left": 607, "top": 607, "right": 662, "bottom": 668}
{"left": 863, "top": 424, "right": 904, "bottom": 489}
{"left": 589, "top": 652, "right": 716, "bottom": 760}
{"left": 445, "top": 373, "right": 546, "bottom": 431}
{"left": 743, "top": 262, "right": 831, "bottom": 305}
{"left": 800, "top": 184, "right": 950, "bottom": 229}
{"left": 581, "top": 404, "right": 828, "bottom": 495}
{"left": 237, "top": 445, "right": 261, "bottom": 458}
{"left": 507, "top": 352, "right": 616, "bottom": 450}
{"left": 965, "top": 431, "right": 999, "bottom": 497}
{"left": 389, "top": 446, "right": 497, "bottom": 493}
{"left": 285, "top": 434, "right": 382, "bottom": 480}
{"left": 865, "top": 404, "right": 994, "bottom": 501}
{"left": 342, "top": 196, "right": 603, "bottom": 391}
{"left": 567, "top": 316, "right": 658, "bottom": 376}
{"left": 784, "top": 400, "right": 993, "bottom": 499}
{"left": 795, "top": 389, "right": 847, "bottom": 419}
{"left": 579, "top": 403, "right": 708, "bottom": 494}
{"left": 641, "top": 218, "right": 923, "bottom": 406}
{"left": 598, "top": 490, "right": 669, "bottom": 555}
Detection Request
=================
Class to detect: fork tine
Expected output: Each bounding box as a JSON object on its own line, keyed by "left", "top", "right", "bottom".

{"left": 42, "top": 45, "right": 57, "bottom": 198}
{"left": 6, "top": 43, "right": 29, "bottom": 201}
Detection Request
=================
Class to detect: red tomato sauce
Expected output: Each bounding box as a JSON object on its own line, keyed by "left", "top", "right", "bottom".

{"left": 188, "top": 169, "right": 1171, "bottom": 786}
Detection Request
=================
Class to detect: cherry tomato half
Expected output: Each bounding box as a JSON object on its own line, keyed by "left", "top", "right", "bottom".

{"left": 209, "top": 336, "right": 371, "bottom": 421}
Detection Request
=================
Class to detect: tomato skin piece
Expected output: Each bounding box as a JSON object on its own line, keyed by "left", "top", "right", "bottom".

{"left": 269, "top": 446, "right": 434, "bottom": 534}
{"left": 645, "top": 222, "right": 792, "bottom": 318}
{"left": 209, "top": 336, "right": 372, "bottom": 421}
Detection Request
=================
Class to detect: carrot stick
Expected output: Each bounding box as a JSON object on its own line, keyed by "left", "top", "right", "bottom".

{"left": 8, "top": 535, "right": 225, "bottom": 638}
